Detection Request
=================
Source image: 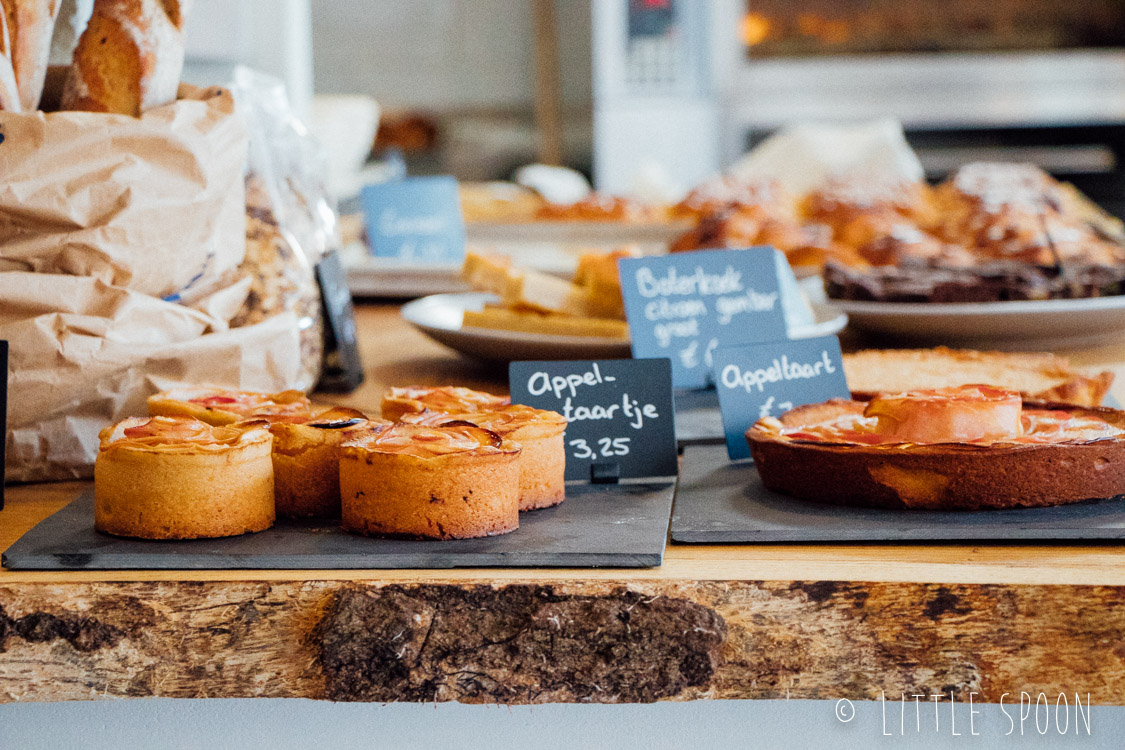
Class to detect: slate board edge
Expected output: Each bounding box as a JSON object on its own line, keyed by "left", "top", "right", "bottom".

{"left": 669, "top": 528, "right": 1125, "bottom": 545}
{"left": 2, "top": 483, "right": 675, "bottom": 571}
{"left": 670, "top": 443, "right": 1125, "bottom": 545}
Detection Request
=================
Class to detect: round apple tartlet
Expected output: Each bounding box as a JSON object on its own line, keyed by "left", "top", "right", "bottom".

{"left": 95, "top": 416, "right": 275, "bottom": 539}
{"left": 405, "top": 405, "right": 567, "bottom": 511}
{"left": 340, "top": 423, "right": 521, "bottom": 539}
{"left": 747, "top": 385, "right": 1125, "bottom": 511}
{"left": 267, "top": 408, "right": 389, "bottom": 519}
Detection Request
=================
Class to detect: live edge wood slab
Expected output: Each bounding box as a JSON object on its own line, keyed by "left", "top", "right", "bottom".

{"left": 6, "top": 305, "right": 1125, "bottom": 705}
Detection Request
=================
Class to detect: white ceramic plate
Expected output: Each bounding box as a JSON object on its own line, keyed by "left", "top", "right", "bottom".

{"left": 833, "top": 295, "right": 1125, "bottom": 351}
{"left": 402, "top": 292, "right": 848, "bottom": 363}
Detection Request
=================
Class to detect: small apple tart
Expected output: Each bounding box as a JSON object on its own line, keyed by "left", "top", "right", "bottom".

{"left": 147, "top": 387, "right": 312, "bottom": 426}
{"left": 340, "top": 423, "right": 521, "bottom": 539}
{"left": 95, "top": 416, "right": 274, "bottom": 539}
{"left": 406, "top": 405, "right": 567, "bottom": 511}
{"left": 267, "top": 408, "right": 389, "bottom": 519}
{"left": 747, "top": 385, "right": 1125, "bottom": 511}
{"left": 380, "top": 385, "right": 509, "bottom": 422}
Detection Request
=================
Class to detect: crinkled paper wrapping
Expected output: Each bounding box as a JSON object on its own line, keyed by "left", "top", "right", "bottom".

{"left": 2, "top": 272, "right": 303, "bottom": 482}
{"left": 0, "top": 83, "right": 312, "bottom": 482}
{"left": 0, "top": 84, "right": 247, "bottom": 298}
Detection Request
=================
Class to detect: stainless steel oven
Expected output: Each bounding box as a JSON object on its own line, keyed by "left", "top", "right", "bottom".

{"left": 720, "top": 0, "right": 1125, "bottom": 213}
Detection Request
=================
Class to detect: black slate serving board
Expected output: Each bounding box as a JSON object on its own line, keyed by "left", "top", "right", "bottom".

{"left": 3, "top": 480, "right": 675, "bottom": 570}
{"left": 671, "top": 444, "right": 1125, "bottom": 544}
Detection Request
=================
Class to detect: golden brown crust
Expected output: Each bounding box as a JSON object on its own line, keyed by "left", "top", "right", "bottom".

{"left": 339, "top": 431, "right": 521, "bottom": 540}
{"left": 94, "top": 418, "right": 274, "bottom": 539}
{"left": 409, "top": 405, "right": 568, "bottom": 512}
{"left": 60, "top": 0, "right": 188, "bottom": 116}
{"left": 268, "top": 409, "right": 384, "bottom": 519}
{"left": 747, "top": 400, "right": 1125, "bottom": 511}
{"left": 380, "top": 386, "right": 509, "bottom": 423}
{"left": 148, "top": 388, "right": 313, "bottom": 426}
{"left": 0, "top": 2, "right": 20, "bottom": 110}
{"left": 6, "top": 0, "right": 60, "bottom": 110}
{"left": 845, "top": 347, "right": 1114, "bottom": 407}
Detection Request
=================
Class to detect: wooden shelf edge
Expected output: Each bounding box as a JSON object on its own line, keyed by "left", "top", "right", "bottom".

{"left": 1, "top": 577, "right": 1123, "bottom": 705}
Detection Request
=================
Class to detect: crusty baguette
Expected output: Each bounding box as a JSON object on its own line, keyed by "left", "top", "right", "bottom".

{"left": 3, "top": 0, "right": 61, "bottom": 110}
{"left": 60, "top": 0, "right": 190, "bottom": 115}
{"left": 844, "top": 347, "right": 1114, "bottom": 407}
{"left": 0, "top": 4, "right": 20, "bottom": 110}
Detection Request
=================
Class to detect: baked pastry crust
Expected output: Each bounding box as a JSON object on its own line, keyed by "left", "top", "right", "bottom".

{"left": 267, "top": 407, "right": 387, "bottom": 519}
{"left": 844, "top": 347, "right": 1114, "bottom": 407}
{"left": 60, "top": 0, "right": 188, "bottom": 115}
{"left": 148, "top": 387, "right": 313, "bottom": 426}
{"left": 381, "top": 386, "right": 509, "bottom": 423}
{"left": 340, "top": 423, "right": 521, "bottom": 539}
{"left": 94, "top": 416, "right": 274, "bottom": 539}
{"left": 407, "top": 404, "right": 568, "bottom": 511}
{"left": 747, "top": 398, "right": 1125, "bottom": 511}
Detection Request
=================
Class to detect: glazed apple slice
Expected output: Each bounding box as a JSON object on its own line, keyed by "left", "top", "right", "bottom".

{"left": 864, "top": 385, "right": 1023, "bottom": 443}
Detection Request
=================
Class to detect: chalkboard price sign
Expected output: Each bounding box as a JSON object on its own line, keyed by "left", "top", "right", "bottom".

{"left": 617, "top": 247, "right": 789, "bottom": 389}
{"left": 509, "top": 359, "right": 678, "bottom": 481}
{"left": 713, "top": 335, "right": 851, "bottom": 460}
{"left": 314, "top": 251, "right": 364, "bottom": 393}
{"left": 360, "top": 176, "right": 466, "bottom": 263}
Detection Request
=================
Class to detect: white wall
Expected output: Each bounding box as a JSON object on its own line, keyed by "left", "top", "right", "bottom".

{"left": 309, "top": 0, "right": 592, "bottom": 112}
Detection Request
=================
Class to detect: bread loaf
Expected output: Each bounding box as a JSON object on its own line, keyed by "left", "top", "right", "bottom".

{"left": 3, "top": 0, "right": 61, "bottom": 110}
{"left": 0, "top": 4, "right": 20, "bottom": 110}
{"left": 60, "top": 0, "right": 189, "bottom": 115}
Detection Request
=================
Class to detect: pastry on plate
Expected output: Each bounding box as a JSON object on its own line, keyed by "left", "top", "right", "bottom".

{"left": 381, "top": 385, "right": 509, "bottom": 422}
{"left": 536, "top": 193, "right": 665, "bottom": 223}
{"left": 843, "top": 347, "right": 1114, "bottom": 407}
{"left": 339, "top": 423, "right": 521, "bottom": 539}
{"left": 461, "top": 305, "right": 629, "bottom": 339}
{"left": 267, "top": 407, "right": 388, "bottom": 518}
{"left": 747, "top": 385, "right": 1125, "bottom": 511}
{"left": 94, "top": 416, "right": 274, "bottom": 539}
{"left": 148, "top": 387, "right": 312, "bottom": 426}
{"left": 671, "top": 176, "right": 796, "bottom": 222}
{"left": 406, "top": 404, "right": 567, "bottom": 511}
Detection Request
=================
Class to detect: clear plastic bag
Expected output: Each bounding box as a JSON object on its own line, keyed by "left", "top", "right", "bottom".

{"left": 230, "top": 66, "right": 342, "bottom": 390}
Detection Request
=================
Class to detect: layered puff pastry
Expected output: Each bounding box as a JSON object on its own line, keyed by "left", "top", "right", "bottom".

{"left": 747, "top": 385, "right": 1125, "bottom": 511}
{"left": 94, "top": 416, "right": 274, "bottom": 539}
{"left": 380, "top": 386, "right": 509, "bottom": 423}
{"left": 405, "top": 405, "right": 567, "bottom": 511}
{"left": 267, "top": 408, "right": 389, "bottom": 519}
{"left": 340, "top": 423, "right": 521, "bottom": 540}
{"left": 148, "top": 387, "right": 313, "bottom": 426}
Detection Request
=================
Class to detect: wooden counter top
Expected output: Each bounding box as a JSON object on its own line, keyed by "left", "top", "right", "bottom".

{"left": 4, "top": 303, "right": 1125, "bottom": 705}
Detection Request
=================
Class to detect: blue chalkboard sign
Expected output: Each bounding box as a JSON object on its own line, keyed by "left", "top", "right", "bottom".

{"left": 713, "top": 335, "right": 850, "bottom": 460}
{"left": 618, "top": 247, "right": 789, "bottom": 389}
{"left": 360, "top": 176, "right": 466, "bottom": 263}
{"left": 509, "top": 359, "right": 678, "bottom": 481}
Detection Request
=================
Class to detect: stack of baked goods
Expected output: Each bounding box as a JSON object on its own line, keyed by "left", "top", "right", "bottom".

{"left": 0, "top": 0, "right": 190, "bottom": 116}
{"left": 94, "top": 385, "right": 566, "bottom": 541}
{"left": 745, "top": 346, "right": 1124, "bottom": 510}
{"left": 459, "top": 248, "right": 633, "bottom": 339}
{"left": 670, "top": 177, "right": 867, "bottom": 271}
{"left": 669, "top": 164, "right": 1125, "bottom": 300}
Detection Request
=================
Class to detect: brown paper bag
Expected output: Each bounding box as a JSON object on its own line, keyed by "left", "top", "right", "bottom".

{"left": 0, "top": 85, "right": 247, "bottom": 298}
{"left": 2, "top": 271, "right": 305, "bottom": 482}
